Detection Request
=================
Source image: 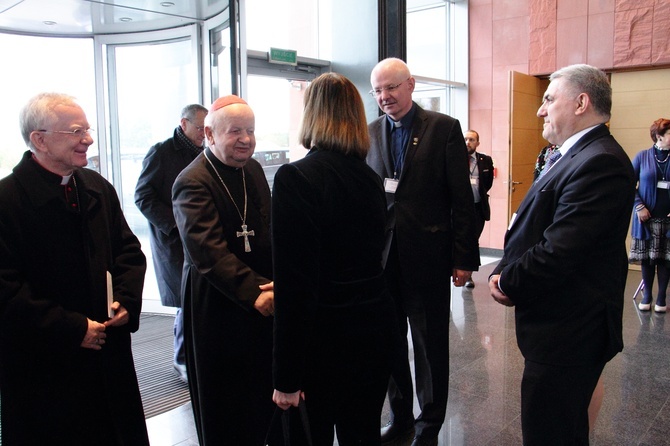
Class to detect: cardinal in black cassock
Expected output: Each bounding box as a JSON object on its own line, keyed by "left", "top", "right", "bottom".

{"left": 172, "top": 95, "right": 279, "bottom": 446}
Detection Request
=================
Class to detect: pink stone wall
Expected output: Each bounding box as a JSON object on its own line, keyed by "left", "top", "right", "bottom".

{"left": 469, "top": 0, "right": 670, "bottom": 250}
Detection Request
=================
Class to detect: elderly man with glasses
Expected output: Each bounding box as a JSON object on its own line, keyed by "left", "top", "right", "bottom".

{"left": 0, "top": 92, "right": 149, "bottom": 444}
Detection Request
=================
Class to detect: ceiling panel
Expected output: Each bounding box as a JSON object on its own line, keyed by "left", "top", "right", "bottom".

{"left": 0, "top": 0, "right": 227, "bottom": 35}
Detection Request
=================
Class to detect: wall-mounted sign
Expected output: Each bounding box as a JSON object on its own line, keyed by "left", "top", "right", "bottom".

{"left": 268, "top": 47, "right": 298, "bottom": 66}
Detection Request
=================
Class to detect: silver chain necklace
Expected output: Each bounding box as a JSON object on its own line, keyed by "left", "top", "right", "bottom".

{"left": 203, "top": 151, "right": 255, "bottom": 252}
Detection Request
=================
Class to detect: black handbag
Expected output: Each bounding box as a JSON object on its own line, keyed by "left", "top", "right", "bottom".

{"left": 265, "top": 399, "right": 313, "bottom": 446}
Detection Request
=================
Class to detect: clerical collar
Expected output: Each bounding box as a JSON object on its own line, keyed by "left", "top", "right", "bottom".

{"left": 387, "top": 103, "right": 416, "bottom": 130}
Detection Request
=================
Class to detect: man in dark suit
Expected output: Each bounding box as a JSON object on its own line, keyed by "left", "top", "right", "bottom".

{"left": 135, "top": 103, "right": 207, "bottom": 383}
{"left": 367, "top": 57, "right": 480, "bottom": 446}
{"left": 489, "top": 64, "right": 636, "bottom": 445}
{"left": 463, "top": 129, "right": 494, "bottom": 288}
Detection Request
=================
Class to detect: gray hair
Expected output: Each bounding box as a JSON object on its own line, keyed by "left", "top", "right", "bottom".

{"left": 180, "top": 103, "right": 208, "bottom": 121}
{"left": 550, "top": 64, "right": 612, "bottom": 120}
{"left": 20, "top": 92, "right": 79, "bottom": 151}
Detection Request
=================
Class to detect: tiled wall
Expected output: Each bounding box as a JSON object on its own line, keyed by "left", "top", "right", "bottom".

{"left": 469, "top": 0, "right": 670, "bottom": 250}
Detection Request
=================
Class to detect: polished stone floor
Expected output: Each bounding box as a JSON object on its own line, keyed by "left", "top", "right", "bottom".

{"left": 146, "top": 257, "right": 670, "bottom": 445}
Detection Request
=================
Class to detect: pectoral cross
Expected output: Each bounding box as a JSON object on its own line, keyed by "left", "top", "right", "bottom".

{"left": 237, "top": 224, "right": 255, "bottom": 252}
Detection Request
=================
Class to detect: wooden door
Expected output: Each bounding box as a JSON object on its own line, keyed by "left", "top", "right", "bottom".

{"left": 508, "top": 71, "right": 548, "bottom": 218}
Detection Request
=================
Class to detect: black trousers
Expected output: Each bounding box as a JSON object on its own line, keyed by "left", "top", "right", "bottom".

{"left": 384, "top": 240, "right": 451, "bottom": 438}
{"left": 521, "top": 359, "right": 605, "bottom": 446}
{"left": 287, "top": 300, "right": 397, "bottom": 446}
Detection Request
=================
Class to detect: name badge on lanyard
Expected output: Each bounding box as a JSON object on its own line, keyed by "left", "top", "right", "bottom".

{"left": 658, "top": 180, "right": 670, "bottom": 190}
{"left": 384, "top": 178, "right": 399, "bottom": 194}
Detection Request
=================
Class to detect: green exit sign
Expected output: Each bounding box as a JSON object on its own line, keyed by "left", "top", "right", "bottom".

{"left": 269, "top": 47, "right": 297, "bottom": 66}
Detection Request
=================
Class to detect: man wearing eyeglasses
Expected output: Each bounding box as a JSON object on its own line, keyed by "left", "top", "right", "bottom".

{"left": 0, "top": 92, "right": 149, "bottom": 444}
{"left": 135, "top": 103, "right": 208, "bottom": 384}
{"left": 367, "top": 58, "right": 480, "bottom": 446}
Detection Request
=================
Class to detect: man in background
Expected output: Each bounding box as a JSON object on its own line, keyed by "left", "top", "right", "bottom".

{"left": 135, "top": 103, "right": 207, "bottom": 383}
{"left": 463, "top": 129, "right": 494, "bottom": 288}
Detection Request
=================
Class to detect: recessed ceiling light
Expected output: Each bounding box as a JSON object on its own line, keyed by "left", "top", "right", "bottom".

{"left": 119, "top": 17, "right": 133, "bottom": 22}
{"left": 160, "top": 2, "right": 175, "bottom": 6}
{"left": 43, "top": 21, "right": 57, "bottom": 26}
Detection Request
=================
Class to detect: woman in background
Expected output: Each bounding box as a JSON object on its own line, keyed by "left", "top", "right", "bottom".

{"left": 271, "top": 73, "right": 399, "bottom": 445}
{"left": 630, "top": 118, "right": 670, "bottom": 313}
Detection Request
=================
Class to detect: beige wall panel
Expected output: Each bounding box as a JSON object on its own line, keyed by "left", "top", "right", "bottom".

{"left": 612, "top": 69, "right": 670, "bottom": 91}
{"left": 611, "top": 68, "right": 670, "bottom": 158}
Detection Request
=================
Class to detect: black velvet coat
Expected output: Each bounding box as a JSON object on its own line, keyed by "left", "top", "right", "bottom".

{"left": 172, "top": 149, "right": 275, "bottom": 446}
{"left": 272, "top": 149, "right": 399, "bottom": 443}
{"left": 0, "top": 151, "right": 148, "bottom": 445}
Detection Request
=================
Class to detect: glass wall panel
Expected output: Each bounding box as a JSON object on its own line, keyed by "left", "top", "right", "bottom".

{"left": 107, "top": 36, "right": 200, "bottom": 309}
{"left": 406, "top": 0, "right": 466, "bottom": 121}
{"left": 407, "top": 0, "right": 447, "bottom": 80}
{"left": 414, "top": 81, "right": 449, "bottom": 114}
{"left": 245, "top": 0, "right": 320, "bottom": 58}
{"left": 0, "top": 34, "right": 97, "bottom": 179}
{"left": 246, "top": 75, "right": 309, "bottom": 189}
{"left": 208, "top": 3, "right": 237, "bottom": 102}
{"left": 210, "top": 21, "right": 233, "bottom": 99}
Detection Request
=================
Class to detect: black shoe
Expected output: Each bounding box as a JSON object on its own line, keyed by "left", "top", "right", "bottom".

{"left": 410, "top": 435, "right": 438, "bottom": 446}
{"left": 174, "top": 362, "right": 188, "bottom": 384}
{"left": 381, "top": 420, "right": 415, "bottom": 444}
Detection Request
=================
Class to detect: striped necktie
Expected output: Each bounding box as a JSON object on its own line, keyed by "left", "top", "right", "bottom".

{"left": 537, "top": 149, "right": 562, "bottom": 180}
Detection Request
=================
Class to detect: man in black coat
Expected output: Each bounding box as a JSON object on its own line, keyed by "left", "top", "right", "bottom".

{"left": 135, "top": 103, "right": 207, "bottom": 382}
{"left": 489, "top": 64, "right": 636, "bottom": 445}
{"left": 367, "top": 58, "right": 480, "bottom": 446}
{"left": 0, "top": 92, "right": 148, "bottom": 445}
{"left": 463, "top": 129, "right": 494, "bottom": 288}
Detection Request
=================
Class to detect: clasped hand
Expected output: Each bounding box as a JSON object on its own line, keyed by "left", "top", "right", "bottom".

{"left": 80, "top": 301, "right": 129, "bottom": 350}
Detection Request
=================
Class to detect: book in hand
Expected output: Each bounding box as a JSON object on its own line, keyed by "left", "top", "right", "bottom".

{"left": 106, "top": 271, "right": 115, "bottom": 318}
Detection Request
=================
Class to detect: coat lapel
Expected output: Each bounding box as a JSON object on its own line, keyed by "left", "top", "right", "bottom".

{"left": 401, "top": 105, "right": 427, "bottom": 178}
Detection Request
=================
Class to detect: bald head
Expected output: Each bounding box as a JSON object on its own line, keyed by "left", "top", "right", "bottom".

{"left": 370, "top": 58, "right": 415, "bottom": 121}
{"left": 371, "top": 58, "right": 411, "bottom": 83}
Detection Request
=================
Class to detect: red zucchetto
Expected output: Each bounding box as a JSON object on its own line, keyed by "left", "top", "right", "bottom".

{"left": 210, "top": 95, "right": 248, "bottom": 112}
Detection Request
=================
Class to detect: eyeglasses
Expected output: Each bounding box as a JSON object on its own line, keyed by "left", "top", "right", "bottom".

{"left": 369, "top": 78, "right": 411, "bottom": 97}
{"left": 186, "top": 119, "right": 205, "bottom": 132}
{"left": 37, "top": 128, "right": 94, "bottom": 138}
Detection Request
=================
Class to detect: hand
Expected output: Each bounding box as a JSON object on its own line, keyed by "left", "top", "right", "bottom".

{"left": 489, "top": 274, "right": 515, "bottom": 307}
{"left": 81, "top": 318, "right": 106, "bottom": 350}
{"left": 273, "top": 389, "right": 303, "bottom": 410}
{"left": 254, "top": 281, "right": 274, "bottom": 317}
{"left": 104, "top": 302, "right": 129, "bottom": 327}
{"left": 452, "top": 269, "right": 472, "bottom": 287}
{"left": 637, "top": 207, "right": 651, "bottom": 223}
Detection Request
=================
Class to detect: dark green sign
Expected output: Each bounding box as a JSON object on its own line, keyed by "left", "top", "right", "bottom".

{"left": 269, "top": 47, "right": 297, "bottom": 66}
